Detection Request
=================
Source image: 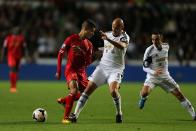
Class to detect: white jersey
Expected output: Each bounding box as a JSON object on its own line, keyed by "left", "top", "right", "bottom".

{"left": 143, "top": 43, "right": 170, "bottom": 79}
{"left": 100, "top": 31, "right": 130, "bottom": 70}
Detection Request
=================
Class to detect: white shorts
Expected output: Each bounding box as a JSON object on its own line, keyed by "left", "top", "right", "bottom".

{"left": 88, "top": 64, "right": 123, "bottom": 87}
{"left": 144, "top": 76, "right": 179, "bottom": 92}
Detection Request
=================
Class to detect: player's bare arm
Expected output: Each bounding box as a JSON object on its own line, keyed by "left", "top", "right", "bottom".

{"left": 100, "top": 31, "right": 127, "bottom": 49}
{"left": 55, "top": 52, "right": 64, "bottom": 80}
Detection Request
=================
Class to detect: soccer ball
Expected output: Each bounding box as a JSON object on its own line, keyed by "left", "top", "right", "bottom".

{"left": 32, "top": 108, "right": 47, "bottom": 122}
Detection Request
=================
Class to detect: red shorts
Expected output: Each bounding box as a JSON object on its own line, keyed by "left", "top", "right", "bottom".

{"left": 8, "top": 57, "right": 21, "bottom": 68}
{"left": 65, "top": 69, "right": 88, "bottom": 92}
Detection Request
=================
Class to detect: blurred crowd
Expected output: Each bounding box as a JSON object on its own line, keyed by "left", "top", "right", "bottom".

{"left": 0, "top": 0, "right": 196, "bottom": 65}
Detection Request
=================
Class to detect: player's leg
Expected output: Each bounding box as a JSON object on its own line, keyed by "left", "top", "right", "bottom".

{"left": 109, "top": 81, "right": 123, "bottom": 123}
{"left": 57, "top": 90, "right": 80, "bottom": 106}
{"left": 69, "top": 80, "right": 98, "bottom": 123}
{"left": 70, "top": 65, "right": 106, "bottom": 122}
{"left": 8, "top": 59, "right": 19, "bottom": 93}
{"left": 171, "top": 88, "right": 195, "bottom": 120}
{"left": 139, "top": 85, "right": 152, "bottom": 109}
{"left": 139, "top": 78, "right": 155, "bottom": 109}
{"left": 74, "top": 69, "right": 89, "bottom": 101}
{"left": 160, "top": 78, "right": 196, "bottom": 120}
{"left": 58, "top": 70, "right": 79, "bottom": 123}
{"left": 108, "top": 71, "right": 123, "bottom": 123}
{"left": 61, "top": 80, "right": 79, "bottom": 124}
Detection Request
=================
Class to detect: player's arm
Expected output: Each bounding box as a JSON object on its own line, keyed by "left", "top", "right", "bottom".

{"left": 100, "top": 31, "right": 128, "bottom": 49}
{"left": 143, "top": 48, "right": 162, "bottom": 76}
{"left": 142, "top": 47, "right": 155, "bottom": 75}
{"left": 55, "top": 44, "right": 65, "bottom": 80}
{"left": 55, "top": 37, "right": 71, "bottom": 80}
{"left": 143, "top": 57, "right": 155, "bottom": 76}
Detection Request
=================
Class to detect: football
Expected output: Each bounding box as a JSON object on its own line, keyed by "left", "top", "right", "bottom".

{"left": 32, "top": 108, "right": 47, "bottom": 122}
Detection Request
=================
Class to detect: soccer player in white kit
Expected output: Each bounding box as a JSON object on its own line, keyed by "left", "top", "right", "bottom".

{"left": 69, "top": 18, "right": 130, "bottom": 123}
{"left": 139, "top": 33, "right": 196, "bottom": 120}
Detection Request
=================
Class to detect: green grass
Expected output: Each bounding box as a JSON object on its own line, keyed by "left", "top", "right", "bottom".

{"left": 0, "top": 81, "right": 196, "bottom": 131}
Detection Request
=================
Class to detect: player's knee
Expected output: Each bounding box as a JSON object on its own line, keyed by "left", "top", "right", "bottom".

{"left": 140, "top": 86, "right": 150, "bottom": 97}
{"left": 70, "top": 88, "right": 78, "bottom": 95}
{"left": 84, "top": 81, "right": 97, "bottom": 96}
{"left": 68, "top": 81, "right": 79, "bottom": 93}
{"left": 110, "top": 90, "right": 117, "bottom": 97}
{"left": 69, "top": 80, "right": 78, "bottom": 88}
{"left": 109, "top": 87, "right": 119, "bottom": 97}
{"left": 141, "top": 92, "right": 148, "bottom": 97}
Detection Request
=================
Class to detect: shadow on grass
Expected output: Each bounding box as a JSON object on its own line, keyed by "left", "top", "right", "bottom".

{"left": 0, "top": 119, "right": 194, "bottom": 126}
{"left": 0, "top": 121, "right": 61, "bottom": 125}
{"left": 175, "top": 119, "right": 194, "bottom": 122}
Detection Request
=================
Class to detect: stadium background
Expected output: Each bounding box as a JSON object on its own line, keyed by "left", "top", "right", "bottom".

{"left": 1, "top": 1, "right": 196, "bottom": 131}
{"left": 1, "top": 0, "right": 196, "bottom": 81}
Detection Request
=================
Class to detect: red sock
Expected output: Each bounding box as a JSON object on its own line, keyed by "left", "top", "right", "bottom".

{"left": 59, "top": 97, "right": 66, "bottom": 103}
{"left": 9, "top": 72, "right": 17, "bottom": 88}
{"left": 74, "top": 92, "right": 81, "bottom": 101}
{"left": 59, "top": 92, "right": 80, "bottom": 103}
{"left": 64, "top": 93, "right": 75, "bottom": 119}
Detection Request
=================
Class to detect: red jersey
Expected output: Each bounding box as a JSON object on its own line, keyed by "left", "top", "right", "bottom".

{"left": 3, "top": 34, "right": 26, "bottom": 59}
{"left": 59, "top": 34, "right": 93, "bottom": 71}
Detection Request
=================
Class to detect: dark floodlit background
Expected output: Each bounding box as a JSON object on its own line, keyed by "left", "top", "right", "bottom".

{"left": 1, "top": 2, "right": 196, "bottom": 130}
{"left": 0, "top": 0, "right": 196, "bottom": 81}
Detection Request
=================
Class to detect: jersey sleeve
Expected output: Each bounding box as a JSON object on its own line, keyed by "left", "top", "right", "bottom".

{"left": 162, "top": 43, "right": 169, "bottom": 50}
{"left": 120, "top": 33, "right": 130, "bottom": 44}
{"left": 143, "top": 47, "right": 150, "bottom": 61}
{"left": 59, "top": 37, "right": 72, "bottom": 55}
{"left": 143, "top": 47, "right": 155, "bottom": 75}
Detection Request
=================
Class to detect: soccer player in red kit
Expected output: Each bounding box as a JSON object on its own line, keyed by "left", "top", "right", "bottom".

{"left": 1, "top": 27, "right": 28, "bottom": 93}
{"left": 55, "top": 20, "right": 97, "bottom": 124}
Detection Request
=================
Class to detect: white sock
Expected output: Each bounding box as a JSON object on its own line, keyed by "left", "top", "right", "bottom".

{"left": 74, "top": 92, "right": 89, "bottom": 118}
{"left": 180, "top": 98, "right": 195, "bottom": 118}
{"left": 113, "top": 95, "right": 122, "bottom": 115}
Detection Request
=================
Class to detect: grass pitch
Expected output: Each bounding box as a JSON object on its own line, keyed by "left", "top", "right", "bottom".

{"left": 0, "top": 81, "right": 196, "bottom": 131}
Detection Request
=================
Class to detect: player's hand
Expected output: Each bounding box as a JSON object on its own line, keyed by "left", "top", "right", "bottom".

{"left": 55, "top": 72, "right": 61, "bottom": 80}
{"left": 154, "top": 68, "right": 163, "bottom": 76}
{"left": 100, "top": 31, "right": 107, "bottom": 40}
